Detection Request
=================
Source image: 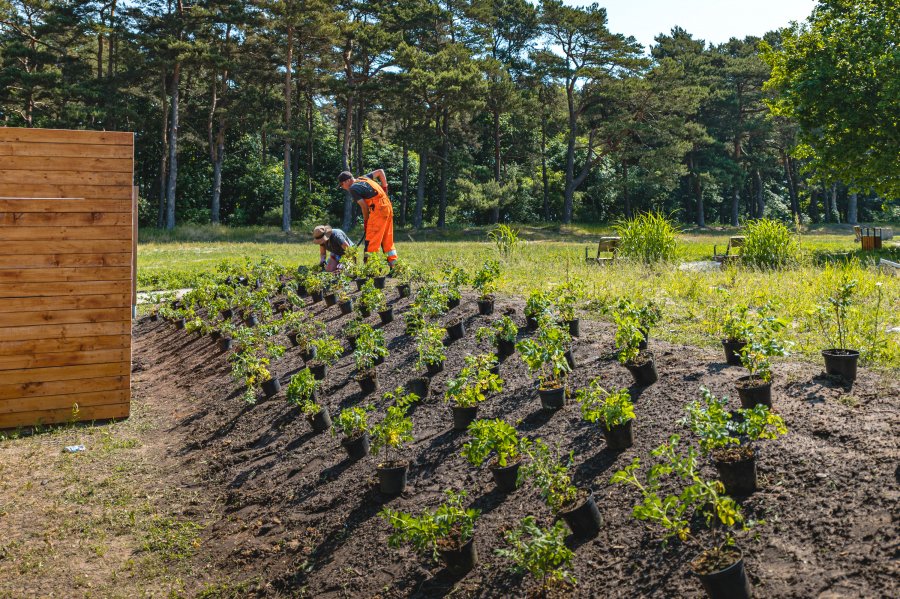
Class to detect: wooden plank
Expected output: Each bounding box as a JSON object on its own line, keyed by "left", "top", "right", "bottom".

{"left": 0, "top": 156, "right": 133, "bottom": 173}
{"left": 0, "top": 403, "right": 130, "bottom": 430}
{"left": 0, "top": 170, "right": 133, "bottom": 187}
{"left": 0, "top": 306, "right": 131, "bottom": 328}
{"left": 0, "top": 335, "right": 129, "bottom": 357}
{"left": 1, "top": 320, "right": 130, "bottom": 342}
{"left": 132, "top": 186, "right": 138, "bottom": 310}
{"left": 0, "top": 239, "right": 131, "bottom": 255}
{"left": 0, "top": 142, "right": 133, "bottom": 159}
{"left": 0, "top": 375, "right": 129, "bottom": 400}
{"left": 0, "top": 266, "right": 132, "bottom": 283}
{"left": 0, "top": 390, "right": 130, "bottom": 415}
{"left": 0, "top": 348, "right": 131, "bottom": 372}
{"left": 0, "top": 226, "right": 131, "bottom": 240}
{"left": 0, "top": 253, "right": 131, "bottom": 269}
{"left": 0, "top": 128, "right": 133, "bottom": 145}
{"left": 0, "top": 293, "right": 130, "bottom": 313}
{"left": 0, "top": 199, "right": 130, "bottom": 212}
{"left": 1, "top": 362, "right": 130, "bottom": 385}
{"left": 0, "top": 185, "right": 133, "bottom": 200}
{"left": 0, "top": 280, "right": 131, "bottom": 298}
{"left": 0, "top": 212, "right": 132, "bottom": 227}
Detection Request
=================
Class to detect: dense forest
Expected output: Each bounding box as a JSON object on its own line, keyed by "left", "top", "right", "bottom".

{"left": 0, "top": 0, "right": 896, "bottom": 230}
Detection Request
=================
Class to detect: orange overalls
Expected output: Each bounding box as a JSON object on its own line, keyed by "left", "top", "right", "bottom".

{"left": 358, "top": 176, "right": 398, "bottom": 265}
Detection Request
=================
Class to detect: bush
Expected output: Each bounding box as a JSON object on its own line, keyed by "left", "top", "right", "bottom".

{"left": 615, "top": 212, "right": 678, "bottom": 263}
{"left": 740, "top": 218, "right": 799, "bottom": 269}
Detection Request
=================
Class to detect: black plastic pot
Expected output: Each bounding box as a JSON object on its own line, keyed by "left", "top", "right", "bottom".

{"left": 565, "top": 349, "right": 576, "bottom": 370}
{"left": 341, "top": 432, "right": 370, "bottom": 461}
{"left": 692, "top": 547, "right": 752, "bottom": 599}
{"left": 324, "top": 292, "right": 338, "bottom": 307}
{"left": 438, "top": 538, "right": 478, "bottom": 576}
{"left": 310, "top": 291, "right": 323, "bottom": 303}
{"left": 150, "top": 313, "right": 160, "bottom": 322}
{"left": 398, "top": 284, "right": 411, "bottom": 298}
{"left": 261, "top": 377, "right": 281, "bottom": 398}
{"left": 638, "top": 329, "right": 649, "bottom": 351}
{"left": 566, "top": 318, "right": 580, "bottom": 337}
{"left": 308, "top": 407, "right": 332, "bottom": 434}
{"left": 722, "top": 339, "right": 747, "bottom": 366}
{"left": 210, "top": 330, "right": 222, "bottom": 341}
{"left": 359, "top": 306, "right": 371, "bottom": 318}
{"left": 309, "top": 362, "right": 327, "bottom": 381}
{"left": 713, "top": 450, "right": 757, "bottom": 495}
{"left": 245, "top": 314, "right": 259, "bottom": 327}
{"left": 339, "top": 299, "right": 354, "bottom": 315}
{"left": 301, "top": 346, "right": 317, "bottom": 362}
{"left": 221, "top": 308, "right": 233, "bottom": 319}
{"left": 525, "top": 315, "right": 539, "bottom": 331}
{"left": 477, "top": 298, "right": 495, "bottom": 315}
{"left": 451, "top": 405, "right": 478, "bottom": 431}
{"left": 447, "top": 319, "right": 466, "bottom": 341}
{"left": 355, "top": 278, "right": 365, "bottom": 292}
{"left": 625, "top": 354, "right": 658, "bottom": 386}
{"left": 426, "top": 361, "right": 444, "bottom": 376}
{"left": 822, "top": 349, "right": 859, "bottom": 382}
{"left": 603, "top": 419, "right": 634, "bottom": 450}
{"left": 448, "top": 297, "right": 461, "bottom": 310}
{"left": 357, "top": 371, "right": 378, "bottom": 395}
{"left": 497, "top": 339, "right": 516, "bottom": 359}
{"left": 217, "top": 337, "right": 233, "bottom": 352}
{"left": 538, "top": 386, "right": 566, "bottom": 410}
{"left": 373, "top": 354, "right": 385, "bottom": 367}
{"left": 297, "top": 285, "right": 307, "bottom": 298}
{"left": 374, "top": 276, "right": 386, "bottom": 289}
{"left": 287, "top": 332, "right": 300, "bottom": 347}
{"left": 560, "top": 490, "right": 602, "bottom": 538}
{"left": 379, "top": 308, "right": 394, "bottom": 324}
{"left": 490, "top": 461, "right": 521, "bottom": 492}
{"left": 174, "top": 318, "right": 186, "bottom": 330}
{"left": 377, "top": 462, "right": 409, "bottom": 495}
{"left": 735, "top": 376, "right": 772, "bottom": 408}
{"left": 407, "top": 377, "right": 431, "bottom": 399}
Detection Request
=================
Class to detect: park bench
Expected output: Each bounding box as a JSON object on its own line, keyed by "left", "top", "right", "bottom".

{"left": 713, "top": 236, "right": 745, "bottom": 263}
{"left": 585, "top": 236, "right": 621, "bottom": 264}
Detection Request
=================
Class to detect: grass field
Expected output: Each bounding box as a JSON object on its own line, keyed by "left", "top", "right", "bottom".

{"left": 138, "top": 223, "right": 900, "bottom": 369}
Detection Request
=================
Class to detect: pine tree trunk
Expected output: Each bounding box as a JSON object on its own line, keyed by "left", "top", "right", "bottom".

{"left": 438, "top": 112, "right": 449, "bottom": 228}
{"left": 622, "top": 162, "right": 632, "bottom": 219}
{"left": 306, "top": 93, "right": 314, "bottom": 193}
{"left": 165, "top": 62, "right": 180, "bottom": 231}
{"left": 848, "top": 191, "right": 858, "bottom": 224}
{"left": 541, "top": 117, "right": 549, "bottom": 221}
{"left": 730, "top": 187, "right": 740, "bottom": 226}
{"left": 562, "top": 85, "right": 577, "bottom": 224}
{"left": 414, "top": 145, "right": 428, "bottom": 229}
{"left": 211, "top": 130, "right": 224, "bottom": 224}
{"left": 341, "top": 95, "right": 354, "bottom": 230}
{"left": 400, "top": 141, "right": 409, "bottom": 228}
{"left": 158, "top": 68, "right": 169, "bottom": 229}
{"left": 754, "top": 169, "right": 765, "bottom": 218}
{"left": 282, "top": 24, "right": 293, "bottom": 232}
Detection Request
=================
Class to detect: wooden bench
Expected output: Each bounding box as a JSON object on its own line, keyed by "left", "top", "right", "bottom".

{"left": 585, "top": 236, "right": 621, "bottom": 264}
{"left": 714, "top": 236, "right": 745, "bottom": 263}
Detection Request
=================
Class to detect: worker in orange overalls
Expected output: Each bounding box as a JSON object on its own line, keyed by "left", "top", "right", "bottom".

{"left": 338, "top": 169, "right": 398, "bottom": 268}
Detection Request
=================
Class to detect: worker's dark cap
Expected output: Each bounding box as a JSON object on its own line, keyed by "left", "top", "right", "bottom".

{"left": 337, "top": 171, "right": 354, "bottom": 185}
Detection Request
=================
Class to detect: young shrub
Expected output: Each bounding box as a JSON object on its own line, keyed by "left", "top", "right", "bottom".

{"left": 614, "top": 211, "right": 679, "bottom": 263}
{"left": 304, "top": 271, "right": 328, "bottom": 294}
{"left": 496, "top": 517, "right": 576, "bottom": 593}
{"left": 576, "top": 378, "right": 635, "bottom": 428}
{"left": 462, "top": 419, "right": 529, "bottom": 468}
{"left": 415, "top": 282, "right": 450, "bottom": 317}
{"left": 415, "top": 325, "right": 447, "bottom": 369}
{"left": 310, "top": 335, "right": 344, "bottom": 367}
{"left": 613, "top": 297, "right": 661, "bottom": 334}
{"left": 353, "top": 325, "right": 389, "bottom": 372}
{"left": 382, "top": 386, "right": 421, "bottom": 412}
{"left": 403, "top": 303, "right": 428, "bottom": 336}
{"left": 524, "top": 290, "right": 554, "bottom": 323}
{"left": 332, "top": 404, "right": 374, "bottom": 440}
{"left": 721, "top": 303, "right": 755, "bottom": 344}
{"left": 613, "top": 312, "right": 645, "bottom": 365}
{"left": 555, "top": 280, "right": 585, "bottom": 322}
{"left": 476, "top": 315, "right": 519, "bottom": 346}
{"left": 358, "top": 279, "right": 387, "bottom": 315}
{"left": 363, "top": 252, "right": 390, "bottom": 278}
{"left": 445, "top": 354, "right": 503, "bottom": 408}
{"left": 739, "top": 315, "right": 790, "bottom": 383}
{"left": 471, "top": 259, "right": 501, "bottom": 300}
{"left": 285, "top": 368, "right": 321, "bottom": 415}
{"left": 370, "top": 405, "right": 414, "bottom": 466}
{"left": 488, "top": 224, "right": 521, "bottom": 258}
{"left": 441, "top": 264, "right": 470, "bottom": 302}
{"left": 740, "top": 218, "right": 800, "bottom": 269}
{"left": 518, "top": 439, "right": 578, "bottom": 513}
{"left": 229, "top": 352, "right": 273, "bottom": 404}
{"left": 381, "top": 490, "right": 480, "bottom": 560}
{"left": 343, "top": 316, "right": 368, "bottom": 342}
{"left": 815, "top": 273, "right": 857, "bottom": 351}
{"left": 517, "top": 321, "right": 571, "bottom": 389}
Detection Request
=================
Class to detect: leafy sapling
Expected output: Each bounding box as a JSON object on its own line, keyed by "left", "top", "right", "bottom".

{"left": 739, "top": 314, "right": 790, "bottom": 384}
{"left": 415, "top": 325, "right": 447, "bottom": 370}
{"left": 518, "top": 439, "right": 578, "bottom": 513}
{"left": 462, "top": 419, "right": 529, "bottom": 468}
{"left": 381, "top": 490, "right": 481, "bottom": 560}
{"left": 285, "top": 368, "right": 321, "bottom": 415}
{"left": 332, "top": 404, "right": 374, "bottom": 441}
{"left": 516, "top": 321, "right": 571, "bottom": 390}
{"left": 496, "top": 517, "right": 576, "bottom": 593}
{"left": 370, "top": 405, "right": 414, "bottom": 468}
{"left": 576, "top": 377, "right": 635, "bottom": 430}
{"left": 445, "top": 354, "right": 503, "bottom": 408}
{"left": 471, "top": 259, "right": 501, "bottom": 301}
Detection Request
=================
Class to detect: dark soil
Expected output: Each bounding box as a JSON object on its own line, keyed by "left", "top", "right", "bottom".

{"left": 131, "top": 286, "right": 899, "bottom": 598}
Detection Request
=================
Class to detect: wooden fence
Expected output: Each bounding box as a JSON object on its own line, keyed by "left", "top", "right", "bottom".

{"left": 0, "top": 128, "right": 134, "bottom": 429}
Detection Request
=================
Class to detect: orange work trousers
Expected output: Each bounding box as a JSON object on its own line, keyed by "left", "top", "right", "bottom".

{"left": 364, "top": 201, "right": 398, "bottom": 264}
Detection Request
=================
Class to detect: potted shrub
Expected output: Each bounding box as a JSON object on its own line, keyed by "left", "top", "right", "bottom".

{"left": 336, "top": 277, "right": 355, "bottom": 315}
{"left": 370, "top": 404, "right": 414, "bottom": 495}
{"left": 444, "top": 354, "right": 503, "bottom": 431}
{"left": 556, "top": 280, "right": 585, "bottom": 336}
{"left": 445, "top": 313, "right": 467, "bottom": 342}
{"left": 612, "top": 297, "right": 661, "bottom": 349}
{"left": 736, "top": 316, "right": 790, "bottom": 408}
{"left": 719, "top": 304, "right": 754, "bottom": 366}
{"left": 307, "top": 335, "right": 343, "bottom": 380}
{"left": 680, "top": 386, "right": 788, "bottom": 495}
{"left": 353, "top": 325, "right": 389, "bottom": 394}
{"left": 363, "top": 252, "right": 390, "bottom": 288}
{"left": 612, "top": 435, "right": 754, "bottom": 599}
{"left": 416, "top": 325, "right": 447, "bottom": 376}
{"left": 472, "top": 259, "right": 501, "bottom": 315}
{"left": 229, "top": 351, "right": 277, "bottom": 403}
{"left": 816, "top": 275, "right": 861, "bottom": 382}
{"left": 614, "top": 311, "right": 658, "bottom": 386}
{"left": 383, "top": 386, "right": 422, "bottom": 414}
{"left": 497, "top": 517, "right": 576, "bottom": 596}
{"left": 516, "top": 321, "right": 572, "bottom": 410}
{"left": 217, "top": 322, "right": 236, "bottom": 352}
{"left": 332, "top": 404, "right": 374, "bottom": 460}
{"left": 403, "top": 304, "right": 427, "bottom": 336}
{"left": 279, "top": 310, "right": 307, "bottom": 347}
{"left": 286, "top": 368, "right": 331, "bottom": 433}
{"left": 343, "top": 316, "right": 368, "bottom": 350}
{"left": 357, "top": 279, "right": 384, "bottom": 318}
{"left": 391, "top": 259, "right": 418, "bottom": 298}
{"left": 442, "top": 265, "right": 469, "bottom": 310}
{"left": 305, "top": 272, "right": 326, "bottom": 303}
{"left": 416, "top": 281, "right": 450, "bottom": 317}
{"left": 524, "top": 290, "right": 553, "bottom": 330}
{"left": 476, "top": 315, "right": 519, "bottom": 362}
{"left": 519, "top": 439, "right": 601, "bottom": 538}
{"left": 381, "top": 490, "right": 481, "bottom": 575}
{"left": 576, "top": 378, "right": 635, "bottom": 450}
{"left": 461, "top": 418, "right": 530, "bottom": 491}
{"left": 291, "top": 319, "right": 325, "bottom": 361}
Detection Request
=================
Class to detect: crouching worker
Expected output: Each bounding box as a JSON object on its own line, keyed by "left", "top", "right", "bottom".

{"left": 338, "top": 169, "right": 398, "bottom": 268}
{"left": 312, "top": 225, "right": 354, "bottom": 272}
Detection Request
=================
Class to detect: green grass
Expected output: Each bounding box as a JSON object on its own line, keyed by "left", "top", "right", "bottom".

{"left": 138, "top": 224, "right": 900, "bottom": 369}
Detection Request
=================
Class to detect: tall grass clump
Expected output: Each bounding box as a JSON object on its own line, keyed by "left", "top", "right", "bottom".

{"left": 740, "top": 219, "right": 800, "bottom": 269}
{"left": 614, "top": 212, "right": 678, "bottom": 263}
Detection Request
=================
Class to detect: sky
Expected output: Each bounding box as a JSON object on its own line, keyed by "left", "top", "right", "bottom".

{"left": 566, "top": 0, "right": 818, "bottom": 51}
